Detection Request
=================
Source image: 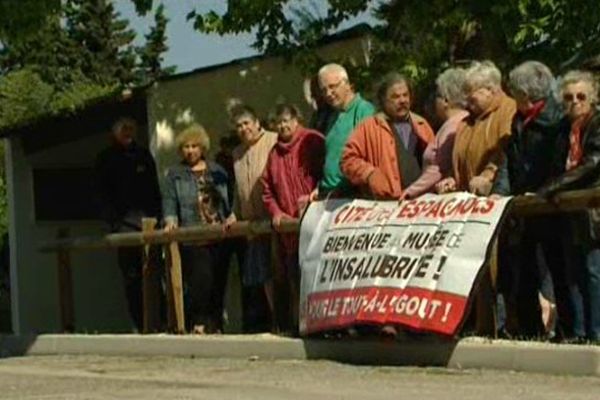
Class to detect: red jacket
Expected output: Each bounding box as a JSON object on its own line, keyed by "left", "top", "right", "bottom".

{"left": 341, "top": 112, "right": 435, "bottom": 198}
{"left": 262, "top": 127, "right": 325, "bottom": 253}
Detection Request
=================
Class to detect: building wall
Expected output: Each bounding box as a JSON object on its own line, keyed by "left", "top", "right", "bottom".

{"left": 148, "top": 36, "right": 371, "bottom": 175}
{"left": 7, "top": 134, "right": 132, "bottom": 334}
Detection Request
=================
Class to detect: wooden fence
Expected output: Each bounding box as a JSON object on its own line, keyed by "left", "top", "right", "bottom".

{"left": 39, "top": 188, "right": 600, "bottom": 334}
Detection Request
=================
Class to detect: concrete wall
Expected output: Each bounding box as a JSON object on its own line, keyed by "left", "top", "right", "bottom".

{"left": 7, "top": 134, "right": 132, "bottom": 334}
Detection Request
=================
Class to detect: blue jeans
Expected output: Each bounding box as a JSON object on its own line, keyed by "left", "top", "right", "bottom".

{"left": 585, "top": 247, "right": 600, "bottom": 340}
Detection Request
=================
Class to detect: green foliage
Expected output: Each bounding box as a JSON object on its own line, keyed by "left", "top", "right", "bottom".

{"left": 0, "top": 69, "right": 54, "bottom": 128}
{"left": 178, "top": 0, "right": 600, "bottom": 95}
{"left": 0, "top": 0, "right": 174, "bottom": 132}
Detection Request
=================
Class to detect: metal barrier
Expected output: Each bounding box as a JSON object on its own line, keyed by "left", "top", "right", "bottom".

{"left": 39, "top": 188, "right": 600, "bottom": 334}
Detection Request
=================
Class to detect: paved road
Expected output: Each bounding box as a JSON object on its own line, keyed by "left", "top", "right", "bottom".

{"left": 0, "top": 355, "right": 598, "bottom": 399}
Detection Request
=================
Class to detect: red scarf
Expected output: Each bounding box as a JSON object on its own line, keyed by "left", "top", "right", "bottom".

{"left": 566, "top": 113, "right": 593, "bottom": 170}
{"left": 522, "top": 100, "right": 545, "bottom": 129}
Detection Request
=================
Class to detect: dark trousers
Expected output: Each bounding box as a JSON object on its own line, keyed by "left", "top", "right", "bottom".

{"left": 220, "top": 238, "right": 270, "bottom": 332}
{"left": 498, "top": 216, "right": 578, "bottom": 338}
{"left": 117, "top": 247, "right": 144, "bottom": 331}
{"left": 180, "top": 244, "right": 223, "bottom": 330}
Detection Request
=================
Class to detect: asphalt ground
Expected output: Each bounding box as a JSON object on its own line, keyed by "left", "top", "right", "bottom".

{"left": 0, "top": 355, "right": 598, "bottom": 400}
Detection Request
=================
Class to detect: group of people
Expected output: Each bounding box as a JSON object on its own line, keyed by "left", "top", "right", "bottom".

{"left": 96, "top": 59, "right": 600, "bottom": 342}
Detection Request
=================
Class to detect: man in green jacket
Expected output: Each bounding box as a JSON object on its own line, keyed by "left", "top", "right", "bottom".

{"left": 316, "top": 63, "right": 375, "bottom": 197}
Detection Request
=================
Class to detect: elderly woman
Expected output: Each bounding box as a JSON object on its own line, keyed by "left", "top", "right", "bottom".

{"left": 439, "top": 61, "right": 516, "bottom": 195}
{"left": 401, "top": 67, "right": 469, "bottom": 199}
{"left": 163, "top": 125, "right": 232, "bottom": 334}
{"left": 437, "top": 61, "right": 516, "bottom": 335}
{"left": 538, "top": 70, "right": 600, "bottom": 342}
{"left": 262, "top": 103, "right": 325, "bottom": 333}
{"left": 492, "top": 61, "right": 575, "bottom": 339}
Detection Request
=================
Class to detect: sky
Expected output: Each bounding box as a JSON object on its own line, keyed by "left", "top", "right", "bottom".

{"left": 116, "top": 0, "right": 379, "bottom": 75}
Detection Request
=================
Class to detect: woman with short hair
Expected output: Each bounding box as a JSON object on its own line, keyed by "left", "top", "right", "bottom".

{"left": 492, "top": 61, "right": 573, "bottom": 339}
{"left": 538, "top": 70, "right": 600, "bottom": 341}
{"left": 163, "top": 124, "right": 233, "bottom": 334}
{"left": 402, "top": 67, "right": 469, "bottom": 198}
{"left": 262, "top": 103, "right": 325, "bottom": 333}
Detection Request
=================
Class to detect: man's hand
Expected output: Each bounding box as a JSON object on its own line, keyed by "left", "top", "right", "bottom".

{"left": 367, "top": 169, "right": 392, "bottom": 199}
{"left": 469, "top": 176, "right": 493, "bottom": 196}
{"left": 435, "top": 177, "right": 457, "bottom": 194}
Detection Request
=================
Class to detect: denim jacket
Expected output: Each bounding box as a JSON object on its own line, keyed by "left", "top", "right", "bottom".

{"left": 162, "top": 161, "right": 231, "bottom": 227}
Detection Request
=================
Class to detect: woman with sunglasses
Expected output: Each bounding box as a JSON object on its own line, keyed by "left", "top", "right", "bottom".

{"left": 163, "top": 125, "right": 233, "bottom": 334}
{"left": 538, "top": 70, "right": 600, "bottom": 342}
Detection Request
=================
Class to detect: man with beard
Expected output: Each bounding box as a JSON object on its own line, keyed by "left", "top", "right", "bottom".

{"left": 341, "top": 72, "right": 434, "bottom": 199}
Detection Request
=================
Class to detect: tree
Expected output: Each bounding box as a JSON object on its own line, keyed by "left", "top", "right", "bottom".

{"left": 136, "top": 4, "right": 176, "bottom": 85}
{"left": 64, "top": 0, "right": 137, "bottom": 86}
{"left": 131, "top": 0, "right": 600, "bottom": 92}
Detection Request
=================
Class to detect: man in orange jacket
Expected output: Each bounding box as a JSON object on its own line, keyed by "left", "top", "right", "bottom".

{"left": 341, "top": 72, "right": 435, "bottom": 199}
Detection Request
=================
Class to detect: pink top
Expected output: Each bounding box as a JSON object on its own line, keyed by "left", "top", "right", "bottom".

{"left": 404, "top": 110, "right": 469, "bottom": 198}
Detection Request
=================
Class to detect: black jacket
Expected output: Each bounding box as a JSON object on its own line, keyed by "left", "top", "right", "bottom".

{"left": 538, "top": 111, "right": 600, "bottom": 241}
{"left": 538, "top": 111, "right": 600, "bottom": 196}
{"left": 94, "top": 142, "right": 162, "bottom": 231}
{"left": 493, "top": 96, "right": 564, "bottom": 195}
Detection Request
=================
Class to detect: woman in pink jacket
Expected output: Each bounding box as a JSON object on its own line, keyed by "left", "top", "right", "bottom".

{"left": 402, "top": 67, "right": 469, "bottom": 199}
{"left": 262, "top": 104, "right": 325, "bottom": 333}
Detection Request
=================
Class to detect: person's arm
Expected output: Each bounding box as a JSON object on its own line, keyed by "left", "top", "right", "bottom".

{"left": 341, "top": 121, "right": 392, "bottom": 198}
{"left": 261, "top": 157, "right": 286, "bottom": 219}
{"left": 340, "top": 122, "right": 376, "bottom": 187}
{"left": 162, "top": 170, "right": 178, "bottom": 230}
{"left": 471, "top": 103, "right": 516, "bottom": 194}
{"left": 539, "top": 121, "right": 600, "bottom": 197}
{"left": 491, "top": 153, "right": 511, "bottom": 196}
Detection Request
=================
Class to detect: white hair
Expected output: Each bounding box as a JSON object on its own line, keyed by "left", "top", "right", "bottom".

{"left": 509, "top": 61, "right": 555, "bottom": 101}
{"left": 318, "top": 63, "right": 349, "bottom": 82}
{"left": 436, "top": 67, "right": 467, "bottom": 108}
{"left": 464, "top": 60, "right": 502, "bottom": 91}
{"left": 560, "top": 70, "right": 599, "bottom": 104}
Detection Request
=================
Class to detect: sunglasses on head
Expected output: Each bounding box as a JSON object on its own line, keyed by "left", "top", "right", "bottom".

{"left": 563, "top": 92, "right": 587, "bottom": 102}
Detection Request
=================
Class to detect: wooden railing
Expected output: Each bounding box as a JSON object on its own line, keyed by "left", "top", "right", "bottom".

{"left": 39, "top": 188, "right": 600, "bottom": 334}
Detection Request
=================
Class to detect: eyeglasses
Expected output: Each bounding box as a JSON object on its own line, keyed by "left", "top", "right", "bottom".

{"left": 320, "top": 79, "right": 346, "bottom": 94}
{"left": 563, "top": 92, "right": 588, "bottom": 102}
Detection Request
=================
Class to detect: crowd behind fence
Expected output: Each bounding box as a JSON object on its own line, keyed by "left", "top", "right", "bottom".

{"left": 32, "top": 59, "right": 600, "bottom": 343}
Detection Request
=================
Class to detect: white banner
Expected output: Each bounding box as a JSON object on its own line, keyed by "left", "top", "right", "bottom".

{"left": 299, "top": 193, "right": 512, "bottom": 336}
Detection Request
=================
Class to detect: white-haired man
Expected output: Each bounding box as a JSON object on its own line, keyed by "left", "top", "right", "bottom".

{"left": 317, "top": 63, "right": 375, "bottom": 196}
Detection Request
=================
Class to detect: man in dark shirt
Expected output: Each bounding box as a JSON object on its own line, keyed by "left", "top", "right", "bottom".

{"left": 95, "top": 117, "right": 162, "bottom": 332}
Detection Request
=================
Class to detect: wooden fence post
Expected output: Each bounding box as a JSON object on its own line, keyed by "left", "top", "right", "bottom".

{"left": 166, "top": 241, "right": 185, "bottom": 334}
{"left": 56, "top": 228, "right": 74, "bottom": 333}
{"left": 142, "top": 218, "right": 160, "bottom": 333}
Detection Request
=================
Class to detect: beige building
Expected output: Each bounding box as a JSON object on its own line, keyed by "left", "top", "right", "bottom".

{"left": 2, "top": 25, "right": 371, "bottom": 334}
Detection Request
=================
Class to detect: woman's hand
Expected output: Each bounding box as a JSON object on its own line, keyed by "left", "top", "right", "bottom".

{"left": 469, "top": 176, "right": 492, "bottom": 196}
{"left": 164, "top": 221, "right": 178, "bottom": 232}
{"left": 222, "top": 213, "right": 237, "bottom": 232}
{"left": 435, "top": 177, "right": 457, "bottom": 194}
{"left": 272, "top": 214, "right": 292, "bottom": 232}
